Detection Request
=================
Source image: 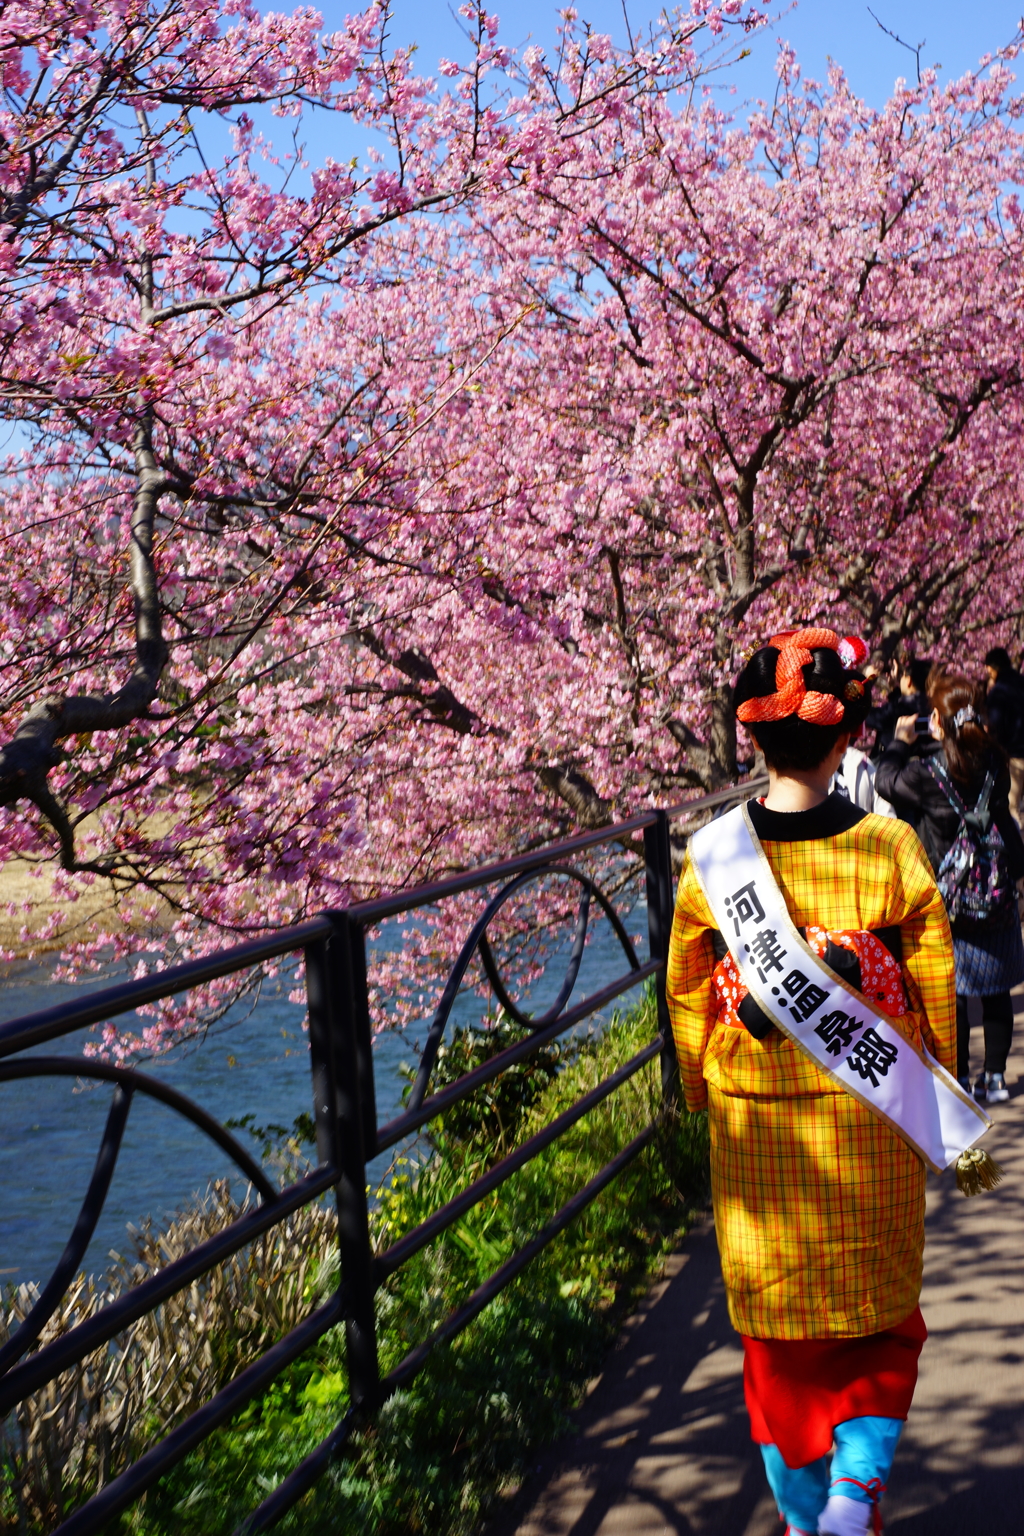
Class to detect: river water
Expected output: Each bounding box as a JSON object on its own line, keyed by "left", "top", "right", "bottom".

{"left": 0, "top": 900, "right": 649, "bottom": 1290}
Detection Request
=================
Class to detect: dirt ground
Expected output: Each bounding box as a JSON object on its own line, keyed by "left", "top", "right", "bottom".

{"left": 0, "top": 854, "right": 169, "bottom": 957}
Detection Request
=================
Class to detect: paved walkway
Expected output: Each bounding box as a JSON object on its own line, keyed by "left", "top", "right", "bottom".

{"left": 495, "top": 1003, "right": 1024, "bottom": 1536}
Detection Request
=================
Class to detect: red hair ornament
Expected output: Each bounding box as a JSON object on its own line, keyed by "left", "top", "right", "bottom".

{"left": 736, "top": 627, "right": 865, "bottom": 727}
{"left": 838, "top": 635, "right": 869, "bottom": 669}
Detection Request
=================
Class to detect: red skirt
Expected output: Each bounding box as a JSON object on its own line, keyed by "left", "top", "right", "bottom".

{"left": 742, "top": 1307, "right": 927, "bottom": 1468}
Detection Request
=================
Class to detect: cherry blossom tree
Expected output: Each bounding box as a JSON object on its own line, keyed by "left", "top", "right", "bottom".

{"left": 0, "top": 0, "right": 767, "bottom": 1045}
{"left": 398, "top": 33, "right": 1024, "bottom": 815}
{"left": 6, "top": 0, "right": 1024, "bottom": 1055}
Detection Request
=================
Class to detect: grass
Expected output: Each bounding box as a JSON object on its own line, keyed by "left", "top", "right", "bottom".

{"left": 3, "top": 992, "right": 710, "bottom": 1536}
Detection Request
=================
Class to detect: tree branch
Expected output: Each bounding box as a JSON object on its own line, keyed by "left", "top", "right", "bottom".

{"left": 537, "top": 763, "right": 614, "bottom": 828}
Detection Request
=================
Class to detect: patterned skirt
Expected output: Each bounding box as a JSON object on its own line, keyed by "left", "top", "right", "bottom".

{"left": 952, "top": 914, "right": 1024, "bottom": 996}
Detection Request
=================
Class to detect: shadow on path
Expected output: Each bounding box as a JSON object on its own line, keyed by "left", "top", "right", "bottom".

{"left": 491, "top": 1219, "right": 777, "bottom": 1536}
{"left": 492, "top": 1016, "right": 1024, "bottom": 1536}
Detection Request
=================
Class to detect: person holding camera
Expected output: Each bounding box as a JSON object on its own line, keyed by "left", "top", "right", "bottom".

{"left": 864, "top": 657, "right": 931, "bottom": 759}
{"left": 875, "top": 668, "right": 1024, "bottom": 1102}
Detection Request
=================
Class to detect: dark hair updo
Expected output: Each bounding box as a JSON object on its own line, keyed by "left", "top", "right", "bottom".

{"left": 927, "top": 667, "right": 1002, "bottom": 787}
{"left": 733, "top": 630, "right": 871, "bottom": 773}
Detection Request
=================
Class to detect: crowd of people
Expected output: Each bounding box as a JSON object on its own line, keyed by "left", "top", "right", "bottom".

{"left": 831, "top": 645, "right": 1024, "bottom": 1103}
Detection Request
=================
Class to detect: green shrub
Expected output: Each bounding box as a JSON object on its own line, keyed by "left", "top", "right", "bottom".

{"left": 130, "top": 994, "right": 708, "bottom": 1536}
{"left": 401, "top": 1014, "right": 579, "bottom": 1157}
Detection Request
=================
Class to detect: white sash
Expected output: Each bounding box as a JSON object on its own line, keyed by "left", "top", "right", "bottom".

{"left": 688, "top": 803, "right": 990, "bottom": 1172}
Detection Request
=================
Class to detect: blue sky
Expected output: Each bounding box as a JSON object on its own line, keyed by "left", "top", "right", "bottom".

{"left": 323, "top": 1, "right": 1023, "bottom": 112}
{"left": 287, "top": 1, "right": 1024, "bottom": 174}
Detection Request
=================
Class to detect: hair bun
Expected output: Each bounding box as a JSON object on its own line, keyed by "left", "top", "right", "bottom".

{"left": 736, "top": 629, "right": 846, "bottom": 726}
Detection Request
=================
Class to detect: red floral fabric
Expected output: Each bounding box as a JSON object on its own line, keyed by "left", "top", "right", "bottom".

{"left": 711, "top": 927, "right": 907, "bottom": 1030}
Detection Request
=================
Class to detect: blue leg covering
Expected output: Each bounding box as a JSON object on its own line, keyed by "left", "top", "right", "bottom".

{"left": 759, "top": 1443, "right": 829, "bottom": 1532}
{"left": 830, "top": 1416, "right": 903, "bottom": 1503}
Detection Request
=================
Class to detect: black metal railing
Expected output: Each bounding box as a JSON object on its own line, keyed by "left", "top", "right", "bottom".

{"left": 0, "top": 778, "right": 762, "bottom": 1535}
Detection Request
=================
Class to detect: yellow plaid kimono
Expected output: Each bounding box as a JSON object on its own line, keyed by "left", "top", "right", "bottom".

{"left": 667, "top": 810, "right": 956, "bottom": 1340}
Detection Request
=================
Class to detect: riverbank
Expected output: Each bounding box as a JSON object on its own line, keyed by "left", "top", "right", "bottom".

{"left": 0, "top": 851, "right": 171, "bottom": 956}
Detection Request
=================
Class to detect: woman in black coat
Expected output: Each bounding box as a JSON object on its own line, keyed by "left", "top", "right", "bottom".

{"left": 876, "top": 669, "right": 1024, "bottom": 1103}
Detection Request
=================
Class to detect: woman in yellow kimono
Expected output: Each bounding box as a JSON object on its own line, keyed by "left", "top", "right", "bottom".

{"left": 667, "top": 628, "right": 956, "bottom": 1536}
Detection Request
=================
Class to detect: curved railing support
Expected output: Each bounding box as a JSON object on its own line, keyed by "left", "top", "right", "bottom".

{"left": 0, "top": 1056, "right": 278, "bottom": 1200}
{"left": 0, "top": 1056, "right": 281, "bottom": 1383}
{"left": 0, "top": 1083, "right": 133, "bottom": 1378}
{"left": 405, "top": 863, "right": 641, "bottom": 1111}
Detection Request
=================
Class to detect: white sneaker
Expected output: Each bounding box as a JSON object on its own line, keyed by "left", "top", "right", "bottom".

{"left": 987, "top": 1072, "right": 1010, "bottom": 1103}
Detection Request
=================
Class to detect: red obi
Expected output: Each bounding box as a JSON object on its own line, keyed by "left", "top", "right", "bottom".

{"left": 742, "top": 1307, "right": 927, "bottom": 1466}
